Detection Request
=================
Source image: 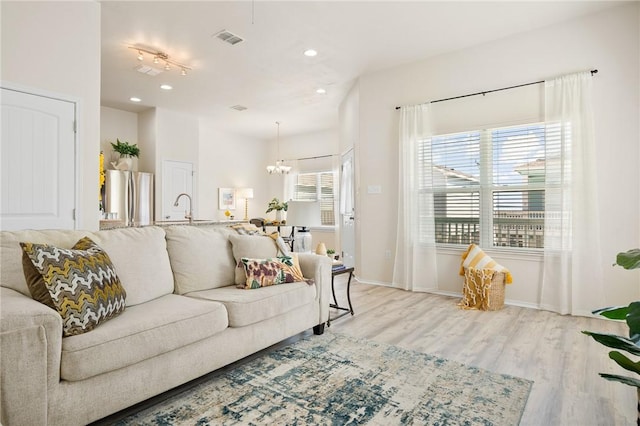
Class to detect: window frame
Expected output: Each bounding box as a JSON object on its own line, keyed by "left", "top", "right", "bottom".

{"left": 292, "top": 170, "right": 336, "bottom": 227}
{"left": 420, "top": 122, "right": 549, "bottom": 252}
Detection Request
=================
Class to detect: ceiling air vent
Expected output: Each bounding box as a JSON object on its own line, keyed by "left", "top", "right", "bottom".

{"left": 135, "top": 65, "right": 162, "bottom": 76}
{"left": 230, "top": 105, "right": 248, "bottom": 111}
{"left": 214, "top": 30, "right": 244, "bottom": 46}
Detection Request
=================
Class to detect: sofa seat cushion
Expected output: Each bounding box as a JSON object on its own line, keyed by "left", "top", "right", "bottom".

{"left": 185, "top": 282, "right": 316, "bottom": 328}
{"left": 60, "top": 294, "right": 228, "bottom": 382}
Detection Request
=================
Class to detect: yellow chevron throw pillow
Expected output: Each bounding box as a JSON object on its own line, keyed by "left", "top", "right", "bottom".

{"left": 459, "top": 244, "right": 513, "bottom": 284}
{"left": 20, "top": 237, "right": 127, "bottom": 336}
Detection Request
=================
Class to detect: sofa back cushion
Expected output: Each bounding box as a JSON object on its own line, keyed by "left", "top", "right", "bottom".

{"left": 1, "top": 229, "right": 89, "bottom": 297}
{"left": 91, "top": 227, "right": 174, "bottom": 306}
{"left": 228, "top": 234, "right": 279, "bottom": 285}
{"left": 164, "top": 226, "right": 236, "bottom": 294}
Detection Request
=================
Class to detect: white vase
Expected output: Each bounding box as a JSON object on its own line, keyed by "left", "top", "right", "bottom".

{"left": 275, "top": 210, "right": 284, "bottom": 222}
{"left": 115, "top": 156, "right": 133, "bottom": 171}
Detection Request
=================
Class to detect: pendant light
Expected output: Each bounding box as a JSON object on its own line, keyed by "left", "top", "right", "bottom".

{"left": 266, "top": 121, "right": 291, "bottom": 174}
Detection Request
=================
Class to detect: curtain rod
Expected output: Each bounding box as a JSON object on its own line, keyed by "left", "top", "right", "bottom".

{"left": 394, "top": 69, "right": 598, "bottom": 110}
{"left": 284, "top": 154, "right": 335, "bottom": 162}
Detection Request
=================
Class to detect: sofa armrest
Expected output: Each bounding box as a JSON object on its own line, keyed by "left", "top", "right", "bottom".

{"left": 296, "top": 253, "right": 332, "bottom": 324}
{"left": 1, "top": 287, "right": 62, "bottom": 425}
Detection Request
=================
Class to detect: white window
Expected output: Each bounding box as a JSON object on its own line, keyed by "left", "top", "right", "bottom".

{"left": 420, "top": 123, "right": 551, "bottom": 249}
{"left": 293, "top": 172, "right": 335, "bottom": 226}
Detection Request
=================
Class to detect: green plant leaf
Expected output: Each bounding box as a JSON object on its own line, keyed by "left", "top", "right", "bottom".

{"left": 266, "top": 198, "right": 287, "bottom": 214}
{"left": 110, "top": 139, "right": 140, "bottom": 157}
{"left": 616, "top": 249, "right": 640, "bottom": 270}
{"left": 593, "top": 306, "right": 628, "bottom": 320}
{"left": 599, "top": 373, "right": 640, "bottom": 388}
{"left": 627, "top": 302, "right": 640, "bottom": 338}
{"left": 582, "top": 331, "right": 640, "bottom": 356}
{"left": 609, "top": 350, "right": 640, "bottom": 374}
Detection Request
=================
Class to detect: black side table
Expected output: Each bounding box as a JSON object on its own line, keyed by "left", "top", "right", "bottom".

{"left": 327, "top": 266, "right": 355, "bottom": 327}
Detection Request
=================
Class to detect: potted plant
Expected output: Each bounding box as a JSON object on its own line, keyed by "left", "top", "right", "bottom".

{"left": 111, "top": 139, "right": 140, "bottom": 157}
{"left": 110, "top": 139, "right": 140, "bottom": 171}
{"left": 583, "top": 249, "right": 640, "bottom": 423}
{"left": 265, "top": 198, "right": 288, "bottom": 222}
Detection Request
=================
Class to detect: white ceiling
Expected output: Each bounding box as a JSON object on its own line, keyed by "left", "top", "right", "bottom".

{"left": 100, "top": 1, "right": 619, "bottom": 139}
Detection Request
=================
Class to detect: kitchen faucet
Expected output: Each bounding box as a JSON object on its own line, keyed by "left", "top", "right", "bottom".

{"left": 173, "top": 193, "right": 193, "bottom": 224}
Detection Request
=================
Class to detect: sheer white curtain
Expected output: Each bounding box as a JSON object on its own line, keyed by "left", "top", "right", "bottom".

{"left": 541, "top": 71, "right": 603, "bottom": 315}
{"left": 392, "top": 104, "right": 438, "bottom": 292}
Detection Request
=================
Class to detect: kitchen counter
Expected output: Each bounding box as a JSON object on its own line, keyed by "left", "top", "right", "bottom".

{"left": 99, "top": 219, "right": 246, "bottom": 231}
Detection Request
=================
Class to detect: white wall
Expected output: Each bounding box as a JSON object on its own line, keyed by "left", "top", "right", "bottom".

{"left": 264, "top": 128, "right": 340, "bottom": 207}
{"left": 1, "top": 1, "right": 101, "bottom": 230}
{"left": 144, "top": 108, "right": 199, "bottom": 219}
{"left": 279, "top": 129, "right": 340, "bottom": 163}
{"left": 276, "top": 129, "right": 341, "bottom": 253}
{"left": 344, "top": 3, "right": 640, "bottom": 308}
{"left": 101, "top": 107, "right": 270, "bottom": 222}
{"left": 137, "top": 109, "right": 157, "bottom": 174}
{"left": 100, "top": 106, "right": 139, "bottom": 169}
{"left": 198, "top": 121, "right": 270, "bottom": 221}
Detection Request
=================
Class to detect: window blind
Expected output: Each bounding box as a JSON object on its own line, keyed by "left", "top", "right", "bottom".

{"left": 293, "top": 172, "right": 335, "bottom": 226}
{"left": 420, "top": 122, "right": 550, "bottom": 248}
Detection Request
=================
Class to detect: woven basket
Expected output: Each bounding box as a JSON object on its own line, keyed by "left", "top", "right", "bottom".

{"left": 485, "top": 271, "right": 506, "bottom": 311}
{"left": 460, "top": 269, "right": 506, "bottom": 311}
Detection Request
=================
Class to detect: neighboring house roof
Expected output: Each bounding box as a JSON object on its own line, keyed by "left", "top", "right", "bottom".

{"left": 514, "top": 158, "right": 546, "bottom": 176}
{"left": 433, "top": 165, "right": 479, "bottom": 184}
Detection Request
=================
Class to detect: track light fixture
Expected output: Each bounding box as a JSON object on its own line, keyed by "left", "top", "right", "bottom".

{"left": 129, "top": 45, "right": 191, "bottom": 76}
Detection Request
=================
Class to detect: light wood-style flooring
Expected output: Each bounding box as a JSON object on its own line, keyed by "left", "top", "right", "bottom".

{"left": 328, "top": 276, "right": 635, "bottom": 425}
{"left": 96, "top": 277, "right": 635, "bottom": 425}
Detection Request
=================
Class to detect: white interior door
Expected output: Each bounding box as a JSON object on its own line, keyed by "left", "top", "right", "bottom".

{"left": 340, "top": 150, "right": 355, "bottom": 268}
{"left": 0, "top": 87, "right": 76, "bottom": 230}
{"left": 161, "top": 160, "right": 194, "bottom": 220}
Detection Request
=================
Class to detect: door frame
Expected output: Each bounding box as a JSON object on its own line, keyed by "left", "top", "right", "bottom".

{"left": 340, "top": 148, "right": 355, "bottom": 268}
{"left": 0, "top": 80, "right": 80, "bottom": 229}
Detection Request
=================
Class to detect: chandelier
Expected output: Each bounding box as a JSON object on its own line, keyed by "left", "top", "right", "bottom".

{"left": 128, "top": 45, "right": 192, "bottom": 76}
{"left": 267, "top": 121, "right": 291, "bottom": 174}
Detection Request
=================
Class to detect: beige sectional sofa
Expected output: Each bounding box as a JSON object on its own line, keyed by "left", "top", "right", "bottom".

{"left": 0, "top": 225, "right": 331, "bottom": 426}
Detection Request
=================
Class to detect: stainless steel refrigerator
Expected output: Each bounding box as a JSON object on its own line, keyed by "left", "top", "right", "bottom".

{"left": 103, "top": 170, "right": 154, "bottom": 226}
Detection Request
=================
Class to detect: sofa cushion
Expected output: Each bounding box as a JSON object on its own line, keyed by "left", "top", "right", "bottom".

{"left": 21, "top": 251, "right": 56, "bottom": 310}
{"left": 60, "top": 294, "right": 228, "bottom": 381}
{"left": 20, "top": 237, "right": 127, "bottom": 337}
{"left": 228, "top": 234, "right": 279, "bottom": 285}
{"left": 1, "top": 230, "right": 89, "bottom": 297}
{"left": 91, "top": 227, "right": 174, "bottom": 306}
{"left": 239, "top": 254, "right": 309, "bottom": 289}
{"left": 164, "top": 225, "right": 236, "bottom": 294}
{"left": 185, "top": 282, "right": 316, "bottom": 328}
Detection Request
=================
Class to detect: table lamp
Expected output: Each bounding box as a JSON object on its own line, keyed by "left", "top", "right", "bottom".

{"left": 236, "top": 188, "right": 254, "bottom": 221}
{"left": 286, "top": 201, "right": 321, "bottom": 253}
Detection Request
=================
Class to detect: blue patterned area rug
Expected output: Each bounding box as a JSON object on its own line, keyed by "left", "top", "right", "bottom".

{"left": 115, "top": 332, "right": 532, "bottom": 425}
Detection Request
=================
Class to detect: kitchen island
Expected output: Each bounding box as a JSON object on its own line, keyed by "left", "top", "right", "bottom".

{"left": 99, "top": 219, "right": 246, "bottom": 231}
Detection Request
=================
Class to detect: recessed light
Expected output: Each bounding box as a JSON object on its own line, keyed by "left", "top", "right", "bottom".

{"left": 316, "top": 88, "right": 327, "bottom": 94}
{"left": 160, "top": 84, "right": 173, "bottom": 90}
{"left": 130, "top": 97, "right": 141, "bottom": 102}
{"left": 303, "top": 49, "right": 318, "bottom": 57}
